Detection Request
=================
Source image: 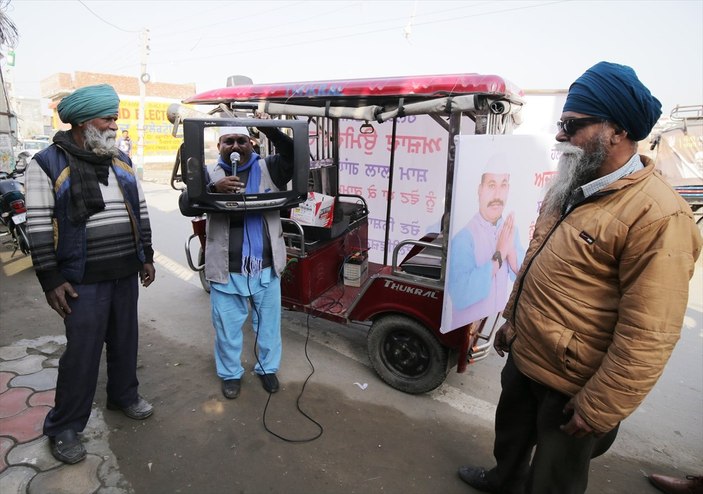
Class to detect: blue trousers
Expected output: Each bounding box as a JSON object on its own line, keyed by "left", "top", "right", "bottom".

{"left": 43, "top": 274, "right": 141, "bottom": 437}
{"left": 210, "top": 273, "right": 282, "bottom": 380}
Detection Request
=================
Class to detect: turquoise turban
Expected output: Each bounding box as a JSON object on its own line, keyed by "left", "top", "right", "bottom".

{"left": 563, "top": 62, "right": 662, "bottom": 141}
{"left": 57, "top": 84, "right": 120, "bottom": 125}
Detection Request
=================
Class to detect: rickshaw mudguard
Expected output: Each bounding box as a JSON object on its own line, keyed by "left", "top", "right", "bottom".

{"left": 348, "top": 271, "right": 470, "bottom": 353}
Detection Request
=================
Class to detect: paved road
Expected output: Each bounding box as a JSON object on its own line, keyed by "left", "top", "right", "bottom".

{"left": 0, "top": 178, "right": 700, "bottom": 493}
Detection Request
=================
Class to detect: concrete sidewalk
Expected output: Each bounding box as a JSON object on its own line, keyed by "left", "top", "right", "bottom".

{"left": 0, "top": 336, "right": 131, "bottom": 493}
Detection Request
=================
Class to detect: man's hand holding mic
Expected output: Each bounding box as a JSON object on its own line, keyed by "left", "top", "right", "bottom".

{"left": 213, "top": 152, "right": 243, "bottom": 193}
{"left": 212, "top": 176, "right": 243, "bottom": 193}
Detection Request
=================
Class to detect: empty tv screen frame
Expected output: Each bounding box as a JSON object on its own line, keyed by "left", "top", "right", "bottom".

{"left": 182, "top": 117, "right": 310, "bottom": 213}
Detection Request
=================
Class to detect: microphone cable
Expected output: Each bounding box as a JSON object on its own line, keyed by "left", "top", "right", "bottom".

{"left": 240, "top": 159, "right": 324, "bottom": 443}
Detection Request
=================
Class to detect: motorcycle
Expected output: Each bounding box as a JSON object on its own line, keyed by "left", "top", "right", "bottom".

{"left": 0, "top": 155, "right": 31, "bottom": 256}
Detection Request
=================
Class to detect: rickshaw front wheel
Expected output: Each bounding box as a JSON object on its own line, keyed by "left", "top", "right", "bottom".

{"left": 367, "top": 314, "right": 449, "bottom": 394}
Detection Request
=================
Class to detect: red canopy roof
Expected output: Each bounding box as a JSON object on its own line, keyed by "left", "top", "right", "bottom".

{"left": 184, "top": 73, "right": 523, "bottom": 105}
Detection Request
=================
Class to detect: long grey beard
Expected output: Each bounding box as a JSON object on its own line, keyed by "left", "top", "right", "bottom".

{"left": 83, "top": 124, "right": 118, "bottom": 157}
{"left": 542, "top": 139, "right": 607, "bottom": 216}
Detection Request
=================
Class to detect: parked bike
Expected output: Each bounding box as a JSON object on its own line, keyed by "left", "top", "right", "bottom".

{"left": 0, "top": 157, "right": 31, "bottom": 256}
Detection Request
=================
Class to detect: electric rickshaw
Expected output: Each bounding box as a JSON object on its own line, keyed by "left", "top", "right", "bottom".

{"left": 170, "top": 73, "right": 525, "bottom": 394}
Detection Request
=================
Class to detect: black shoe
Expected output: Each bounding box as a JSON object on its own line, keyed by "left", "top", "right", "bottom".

{"left": 107, "top": 394, "right": 154, "bottom": 420}
{"left": 458, "top": 466, "right": 495, "bottom": 493}
{"left": 222, "top": 379, "right": 241, "bottom": 399}
{"left": 49, "top": 429, "right": 86, "bottom": 464}
{"left": 258, "top": 373, "right": 279, "bottom": 393}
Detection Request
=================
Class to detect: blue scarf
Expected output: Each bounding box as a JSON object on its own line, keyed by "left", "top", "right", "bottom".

{"left": 218, "top": 152, "right": 265, "bottom": 276}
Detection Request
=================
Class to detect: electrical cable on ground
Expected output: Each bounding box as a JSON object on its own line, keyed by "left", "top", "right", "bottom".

{"left": 242, "top": 144, "right": 324, "bottom": 443}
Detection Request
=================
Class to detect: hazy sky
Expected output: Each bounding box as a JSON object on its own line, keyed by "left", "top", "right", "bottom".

{"left": 4, "top": 0, "right": 703, "bottom": 115}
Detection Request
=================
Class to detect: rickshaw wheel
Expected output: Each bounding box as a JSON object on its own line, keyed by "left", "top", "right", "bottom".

{"left": 198, "top": 248, "right": 210, "bottom": 293}
{"left": 367, "top": 314, "right": 449, "bottom": 394}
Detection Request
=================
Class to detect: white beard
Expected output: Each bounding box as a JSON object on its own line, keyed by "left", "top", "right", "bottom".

{"left": 83, "top": 124, "right": 118, "bottom": 157}
{"left": 542, "top": 137, "right": 608, "bottom": 216}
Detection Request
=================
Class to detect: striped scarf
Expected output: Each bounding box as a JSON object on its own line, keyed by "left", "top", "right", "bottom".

{"left": 53, "top": 131, "right": 113, "bottom": 224}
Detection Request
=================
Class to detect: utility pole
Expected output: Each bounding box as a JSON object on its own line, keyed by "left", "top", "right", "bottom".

{"left": 136, "top": 28, "right": 150, "bottom": 179}
{"left": 0, "top": 52, "right": 18, "bottom": 173}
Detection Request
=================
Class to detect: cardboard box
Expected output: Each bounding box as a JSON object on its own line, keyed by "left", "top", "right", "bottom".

{"left": 290, "top": 192, "right": 335, "bottom": 228}
{"left": 343, "top": 253, "right": 368, "bottom": 287}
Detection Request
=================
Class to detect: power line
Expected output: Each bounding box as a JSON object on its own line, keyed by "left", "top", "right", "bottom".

{"left": 152, "top": 0, "right": 483, "bottom": 46}
{"left": 151, "top": 0, "right": 307, "bottom": 39}
{"left": 77, "top": 0, "right": 140, "bottom": 33}
{"left": 148, "top": 0, "right": 567, "bottom": 67}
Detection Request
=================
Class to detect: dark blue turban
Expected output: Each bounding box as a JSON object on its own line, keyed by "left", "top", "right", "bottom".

{"left": 57, "top": 84, "right": 120, "bottom": 125}
{"left": 563, "top": 61, "right": 661, "bottom": 141}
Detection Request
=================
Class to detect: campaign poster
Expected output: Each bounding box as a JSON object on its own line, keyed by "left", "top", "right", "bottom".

{"left": 336, "top": 115, "right": 475, "bottom": 264}
{"left": 117, "top": 99, "right": 182, "bottom": 157}
{"left": 441, "top": 134, "right": 559, "bottom": 334}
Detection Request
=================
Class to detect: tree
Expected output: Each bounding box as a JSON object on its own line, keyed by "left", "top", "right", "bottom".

{"left": 0, "top": 0, "right": 18, "bottom": 50}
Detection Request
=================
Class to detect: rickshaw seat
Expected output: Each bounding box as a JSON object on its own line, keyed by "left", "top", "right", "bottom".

{"left": 400, "top": 235, "right": 443, "bottom": 280}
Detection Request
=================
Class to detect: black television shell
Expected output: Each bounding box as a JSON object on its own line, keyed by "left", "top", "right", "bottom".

{"left": 182, "top": 118, "right": 310, "bottom": 213}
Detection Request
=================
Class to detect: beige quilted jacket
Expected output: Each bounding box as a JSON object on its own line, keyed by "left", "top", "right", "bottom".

{"left": 503, "top": 157, "right": 702, "bottom": 433}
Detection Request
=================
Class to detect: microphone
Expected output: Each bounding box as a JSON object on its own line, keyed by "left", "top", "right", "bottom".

{"left": 229, "top": 152, "right": 240, "bottom": 177}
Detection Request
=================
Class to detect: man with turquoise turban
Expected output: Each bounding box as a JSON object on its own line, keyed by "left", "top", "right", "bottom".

{"left": 25, "top": 83, "right": 156, "bottom": 464}
{"left": 457, "top": 62, "right": 702, "bottom": 493}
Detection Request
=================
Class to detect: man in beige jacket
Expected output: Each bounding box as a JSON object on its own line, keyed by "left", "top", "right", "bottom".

{"left": 458, "top": 62, "right": 702, "bottom": 494}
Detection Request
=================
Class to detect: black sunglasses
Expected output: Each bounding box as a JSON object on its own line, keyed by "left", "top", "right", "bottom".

{"left": 556, "top": 117, "right": 606, "bottom": 136}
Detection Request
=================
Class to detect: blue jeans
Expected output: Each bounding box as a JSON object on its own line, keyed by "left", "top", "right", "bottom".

{"left": 210, "top": 271, "right": 282, "bottom": 380}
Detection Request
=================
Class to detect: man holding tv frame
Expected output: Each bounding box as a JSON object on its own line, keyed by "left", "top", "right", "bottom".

{"left": 179, "top": 123, "right": 294, "bottom": 399}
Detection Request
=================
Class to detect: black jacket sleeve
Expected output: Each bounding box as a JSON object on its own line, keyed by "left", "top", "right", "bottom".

{"left": 259, "top": 126, "right": 295, "bottom": 189}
